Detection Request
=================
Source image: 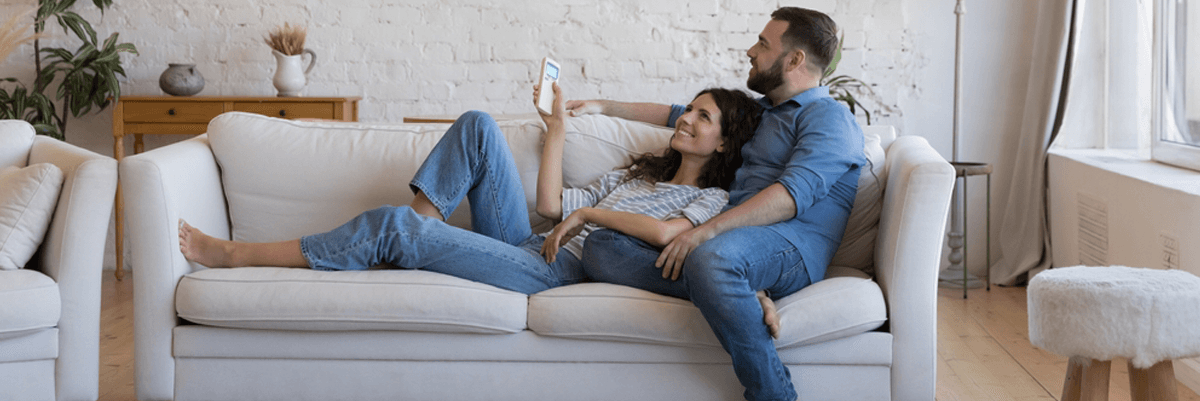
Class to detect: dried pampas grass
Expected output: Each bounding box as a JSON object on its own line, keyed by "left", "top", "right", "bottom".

{"left": 0, "top": 7, "right": 42, "bottom": 63}
{"left": 264, "top": 23, "right": 307, "bottom": 56}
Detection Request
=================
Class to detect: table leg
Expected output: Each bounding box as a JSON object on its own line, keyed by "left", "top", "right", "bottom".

{"left": 113, "top": 134, "right": 125, "bottom": 281}
{"left": 986, "top": 172, "right": 991, "bottom": 290}
{"left": 1129, "top": 360, "right": 1178, "bottom": 401}
{"left": 962, "top": 176, "right": 969, "bottom": 299}
{"left": 134, "top": 134, "right": 144, "bottom": 154}
{"left": 1062, "top": 357, "right": 1112, "bottom": 401}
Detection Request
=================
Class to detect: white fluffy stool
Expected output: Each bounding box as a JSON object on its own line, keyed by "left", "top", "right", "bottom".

{"left": 1028, "top": 265, "right": 1200, "bottom": 401}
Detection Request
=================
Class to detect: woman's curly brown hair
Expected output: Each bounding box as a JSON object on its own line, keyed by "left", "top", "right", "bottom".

{"left": 624, "top": 88, "right": 762, "bottom": 189}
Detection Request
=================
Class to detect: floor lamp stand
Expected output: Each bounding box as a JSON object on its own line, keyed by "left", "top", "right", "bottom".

{"left": 938, "top": 0, "right": 986, "bottom": 297}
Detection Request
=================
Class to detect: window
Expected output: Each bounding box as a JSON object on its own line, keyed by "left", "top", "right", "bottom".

{"left": 1152, "top": 0, "right": 1200, "bottom": 171}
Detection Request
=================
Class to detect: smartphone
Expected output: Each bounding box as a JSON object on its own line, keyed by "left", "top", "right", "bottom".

{"left": 536, "top": 57, "right": 560, "bottom": 115}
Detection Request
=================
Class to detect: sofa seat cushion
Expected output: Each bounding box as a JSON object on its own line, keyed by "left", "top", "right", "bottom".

{"left": 176, "top": 267, "right": 527, "bottom": 333}
{"left": 528, "top": 266, "right": 887, "bottom": 348}
{"left": 0, "top": 269, "right": 60, "bottom": 335}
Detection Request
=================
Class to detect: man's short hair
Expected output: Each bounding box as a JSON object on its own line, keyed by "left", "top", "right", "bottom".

{"left": 771, "top": 7, "right": 839, "bottom": 74}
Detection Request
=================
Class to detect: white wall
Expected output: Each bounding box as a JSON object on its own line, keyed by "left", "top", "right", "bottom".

{"left": 0, "top": 0, "right": 1041, "bottom": 274}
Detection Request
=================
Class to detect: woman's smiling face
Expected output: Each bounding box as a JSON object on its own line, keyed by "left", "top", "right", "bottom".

{"left": 671, "top": 93, "right": 725, "bottom": 158}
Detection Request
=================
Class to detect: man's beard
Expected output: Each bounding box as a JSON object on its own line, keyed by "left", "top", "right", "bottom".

{"left": 747, "top": 56, "right": 786, "bottom": 95}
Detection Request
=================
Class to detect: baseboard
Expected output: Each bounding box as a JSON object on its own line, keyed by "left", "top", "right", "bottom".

{"left": 1177, "top": 357, "right": 1200, "bottom": 395}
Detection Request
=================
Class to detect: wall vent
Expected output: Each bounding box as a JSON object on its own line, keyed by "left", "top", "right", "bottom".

{"left": 1077, "top": 192, "right": 1108, "bottom": 266}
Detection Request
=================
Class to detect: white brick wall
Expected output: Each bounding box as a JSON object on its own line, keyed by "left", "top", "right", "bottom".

{"left": 4, "top": 0, "right": 1044, "bottom": 276}
{"left": 1, "top": 0, "right": 914, "bottom": 145}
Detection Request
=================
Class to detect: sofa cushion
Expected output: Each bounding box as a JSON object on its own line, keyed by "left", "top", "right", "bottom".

{"left": 527, "top": 266, "right": 886, "bottom": 348}
{"left": 0, "top": 120, "right": 35, "bottom": 169}
{"left": 207, "top": 112, "right": 546, "bottom": 242}
{"left": 0, "top": 163, "right": 64, "bottom": 270}
{"left": 175, "top": 267, "right": 528, "bottom": 333}
{"left": 0, "top": 269, "right": 61, "bottom": 335}
{"left": 828, "top": 127, "right": 888, "bottom": 276}
{"left": 560, "top": 115, "right": 673, "bottom": 188}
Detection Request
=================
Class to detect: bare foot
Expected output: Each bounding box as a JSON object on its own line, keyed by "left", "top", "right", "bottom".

{"left": 757, "top": 290, "right": 781, "bottom": 339}
{"left": 179, "top": 220, "right": 238, "bottom": 268}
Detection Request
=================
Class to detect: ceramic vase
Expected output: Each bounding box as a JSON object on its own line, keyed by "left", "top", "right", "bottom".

{"left": 159, "top": 64, "right": 204, "bottom": 96}
{"left": 272, "top": 49, "right": 317, "bottom": 97}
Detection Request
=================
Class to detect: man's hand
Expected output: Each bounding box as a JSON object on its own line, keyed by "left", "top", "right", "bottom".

{"left": 655, "top": 225, "right": 717, "bottom": 280}
{"left": 541, "top": 208, "right": 589, "bottom": 264}
{"left": 565, "top": 99, "right": 605, "bottom": 117}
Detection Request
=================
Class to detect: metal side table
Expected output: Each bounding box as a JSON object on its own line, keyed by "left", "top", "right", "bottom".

{"left": 949, "top": 161, "right": 992, "bottom": 299}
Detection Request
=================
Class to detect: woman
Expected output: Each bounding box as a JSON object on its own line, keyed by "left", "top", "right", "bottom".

{"left": 179, "top": 84, "right": 761, "bottom": 295}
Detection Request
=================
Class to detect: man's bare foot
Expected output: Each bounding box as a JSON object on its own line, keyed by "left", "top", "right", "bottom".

{"left": 179, "top": 220, "right": 238, "bottom": 268}
{"left": 757, "top": 290, "right": 781, "bottom": 339}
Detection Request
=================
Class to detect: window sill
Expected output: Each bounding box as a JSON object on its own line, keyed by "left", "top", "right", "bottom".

{"left": 1048, "top": 148, "right": 1200, "bottom": 196}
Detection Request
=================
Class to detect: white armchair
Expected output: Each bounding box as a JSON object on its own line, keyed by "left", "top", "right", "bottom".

{"left": 0, "top": 120, "right": 117, "bottom": 401}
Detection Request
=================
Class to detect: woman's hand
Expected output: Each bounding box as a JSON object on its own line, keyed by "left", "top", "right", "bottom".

{"left": 565, "top": 99, "right": 605, "bottom": 117}
{"left": 541, "top": 208, "right": 590, "bottom": 264}
{"left": 533, "top": 82, "right": 566, "bottom": 132}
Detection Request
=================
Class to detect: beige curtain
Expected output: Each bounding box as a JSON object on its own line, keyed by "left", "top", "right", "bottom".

{"left": 992, "top": 0, "right": 1079, "bottom": 285}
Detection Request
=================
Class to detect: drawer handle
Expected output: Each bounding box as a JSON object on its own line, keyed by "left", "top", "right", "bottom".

{"left": 278, "top": 110, "right": 287, "bottom": 117}
{"left": 168, "top": 109, "right": 176, "bottom": 116}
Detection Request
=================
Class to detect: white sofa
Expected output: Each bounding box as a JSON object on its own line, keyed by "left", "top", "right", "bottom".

{"left": 121, "top": 112, "right": 954, "bottom": 401}
{"left": 0, "top": 120, "right": 117, "bottom": 401}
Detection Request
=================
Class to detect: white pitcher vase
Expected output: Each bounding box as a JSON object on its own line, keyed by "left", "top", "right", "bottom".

{"left": 272, "top": 49, "right": 317, "bottom": 97}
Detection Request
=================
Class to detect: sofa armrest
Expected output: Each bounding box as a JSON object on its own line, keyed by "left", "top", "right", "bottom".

{"left": 27, "top": 136, "right": 117, "bottom": 400}
{"left": 874, "top": 135, "right": 954, "bottom": 401}
{"left": 119, "top": 134, "right": 228, "bottom": 401}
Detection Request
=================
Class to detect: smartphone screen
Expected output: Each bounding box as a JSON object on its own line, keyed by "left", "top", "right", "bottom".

{"left": 545, "top": 63, "right": 559, "bottom": 80}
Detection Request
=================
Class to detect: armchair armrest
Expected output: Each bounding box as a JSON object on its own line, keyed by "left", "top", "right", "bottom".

{"left": 873, "top": 135, "right": 954, "bottom": 401}
{"left": 119, "top": 134, "right": 228, "bottom": 401}
{"left": 27, "top": 136, "right": 117, "bottom": 401}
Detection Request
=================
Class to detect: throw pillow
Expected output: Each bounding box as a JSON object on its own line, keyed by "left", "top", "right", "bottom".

{"left": 560, "top": 114, "right": 673, "bottom": 188}
{"left": 828, "top": 129, "right": 888, "bottom": 276}
{"left": 0, "top": 163, "right": 65, "bottom": 270}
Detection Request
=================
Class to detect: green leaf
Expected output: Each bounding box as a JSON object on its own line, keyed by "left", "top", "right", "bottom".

{"left": 823, "top": 35, "right": 844, "bottom": 80}
{"left": 93, "top": 0, "right": 114, "bottom": 13}
{"left": 56, "top": 12, "right": 96, "bottom": 44}
{"left": 115, "top": 42, "right": 138, "bottom": 55}
{"left": 33, "top": 124, "right": 62, "bottom": 140}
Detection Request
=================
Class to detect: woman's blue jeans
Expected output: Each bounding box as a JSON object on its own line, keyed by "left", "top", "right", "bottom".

{"left": 299, "top": 111, "right": 584, "bottom": 294}
{"left": 583, "top": 228, "right": 812, "bottom": 401}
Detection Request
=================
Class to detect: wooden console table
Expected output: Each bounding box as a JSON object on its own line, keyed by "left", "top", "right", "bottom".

{"left": 111, "top": 96, "right": 360, "bottom": 279}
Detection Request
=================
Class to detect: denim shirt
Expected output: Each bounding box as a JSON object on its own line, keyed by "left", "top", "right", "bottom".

{"left": 668, "top": 86, "right": 865, "bottom": 281}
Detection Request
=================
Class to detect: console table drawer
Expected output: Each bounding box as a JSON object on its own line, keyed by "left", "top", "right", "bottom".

{"left": 122, "top": 102, "right": 225, "bottom": 123}
{"left": 232, "top": 102, "right": 334, "bottom": 119}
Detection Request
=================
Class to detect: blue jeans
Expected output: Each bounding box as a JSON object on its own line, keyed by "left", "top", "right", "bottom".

{"left": 583, "top": 228, "right": 812, "bottom": 401}
{"left": 299, "top": 111, "right": 584, "bottom": 294}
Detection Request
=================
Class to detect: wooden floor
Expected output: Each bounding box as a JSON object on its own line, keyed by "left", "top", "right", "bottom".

{"left": 96, "top": 274, "right": 1200, "bottom": 400}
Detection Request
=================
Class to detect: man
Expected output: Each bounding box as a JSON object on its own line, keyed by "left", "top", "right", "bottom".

{"left": 566, "top": 7, "right": 865, "bottom": 401}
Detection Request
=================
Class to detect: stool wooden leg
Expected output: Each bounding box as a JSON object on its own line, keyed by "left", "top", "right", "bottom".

{"left": 1063, "top": 357, "right": 1111, "bottom": 401}
{"left": 1129, "top": 360, "right": 1178, "bottom": 401}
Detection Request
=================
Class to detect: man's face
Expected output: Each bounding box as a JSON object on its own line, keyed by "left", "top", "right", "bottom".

{"left": 746, "top": 19, "right": 791, "bottom": 95}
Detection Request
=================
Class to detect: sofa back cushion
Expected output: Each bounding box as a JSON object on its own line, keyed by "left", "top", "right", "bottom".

{"left": 206, "top": 112, "right": 671, "bottom": 242}
{"left": 207, "top": 113, "right": 541, "bottom": 242}
{"left": 828, "top": 126, "right": 891, "bottom": 276}
{"left": 0, "top": 120, "right": 35, "bottom": 170}
{"left": 0, "top": 164, "right": 64, "bottom": 270}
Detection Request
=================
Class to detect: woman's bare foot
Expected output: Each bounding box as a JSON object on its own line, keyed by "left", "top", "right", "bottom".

{"left": 757, "top": 290, "right": 781, "bottom": 339}
{"left": 179, "top": 220, "right": 239, "bottom": 268}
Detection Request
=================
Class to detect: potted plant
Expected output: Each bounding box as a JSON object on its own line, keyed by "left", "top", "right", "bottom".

{"left": 0, "top": 0, "right": 138, "bottom": 140}
{"left": 822, "top": 36, "right": 876, "bottom": 124}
